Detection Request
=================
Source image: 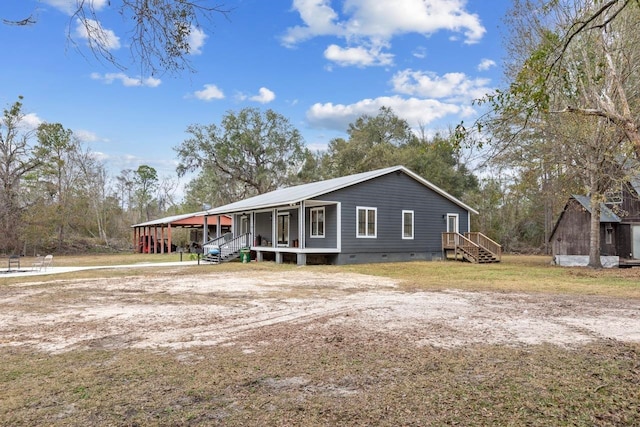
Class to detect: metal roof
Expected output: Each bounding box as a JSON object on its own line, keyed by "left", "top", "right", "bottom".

{"left": 131, "top": 212, "right": 231, "bottom": 228}
{"left": 202, "top": 165, "right": 478, "bottom": 216}
{"left": 572, "top": 195, "right": 621, "bottom": 223}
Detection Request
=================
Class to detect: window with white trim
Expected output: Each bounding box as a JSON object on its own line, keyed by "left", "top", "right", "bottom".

{"left": 356, "top": 207, "right": 377, "bottom": 238}
{"left": 310, "top": 207, "right": 325, "bottom": 238}
{"left": 402, "top": 210, "right": 414, "bottom": 239}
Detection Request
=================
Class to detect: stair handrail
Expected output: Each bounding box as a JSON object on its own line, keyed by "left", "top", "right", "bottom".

{"left": 442, "top": 232, "right": 479, "bottom": 262}
{"left": 219, "top": 233, "right": 251, "bottom": 256}
{"left": 203, "top": 232, "right": 233, "bottom": 248}
{"left": 464, "top": 232, "right": 502, "bottom": 261}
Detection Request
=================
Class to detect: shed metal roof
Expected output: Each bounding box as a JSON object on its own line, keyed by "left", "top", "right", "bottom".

{"left": 572, "top": 195, "right": 621, "bottom": 223}
{"left": 201, "top": 165, "right": 478, "bottom": 216}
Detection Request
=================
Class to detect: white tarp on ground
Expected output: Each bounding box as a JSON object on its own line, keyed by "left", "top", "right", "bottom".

{"left": 553, "top": 255, "right": 619, "bottom": 268}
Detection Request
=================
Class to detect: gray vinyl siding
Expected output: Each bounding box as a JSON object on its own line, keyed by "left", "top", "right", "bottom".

{"left": 311, "top": 172, "right": 469, "bottom": 256}
{"left": 305, "top": 204, "right": 338, "bottom": 249}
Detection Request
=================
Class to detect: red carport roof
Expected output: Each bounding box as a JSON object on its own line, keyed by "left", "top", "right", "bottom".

{"left": 131, "top": 212, "right": 232, "bottom": 228}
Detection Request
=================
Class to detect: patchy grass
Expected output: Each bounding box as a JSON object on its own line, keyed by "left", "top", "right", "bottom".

{"left": 339, "top": 255, "right": 640, "bottom": 298}
{"left": 27, "top": 252, "right": 189, "bottom": 267}
{"left": 4, "top": 253, "right": 640, "bottom": 298}
{"left": 1, "top": 339, "right": 638, "bottom": 426}
{"left": 1, "top": 254, "right": 640, "bottom": 425}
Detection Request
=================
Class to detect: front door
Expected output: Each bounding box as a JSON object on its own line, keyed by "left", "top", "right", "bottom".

{"left": 632, "top": 225, "right": 640, "bottom": 259}
{"left": 277, "top": 213, "right": 290, "bottom": 246}
{"left": 447, "top": 213, "right": 459, "bottom": 233}
{"left": 240, "top": 216, "right": 249, "bottom": 235}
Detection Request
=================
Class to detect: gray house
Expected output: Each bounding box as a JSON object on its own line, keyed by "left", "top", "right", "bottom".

{"left": 200, "top": 165, "right": 500, "bottom": 265}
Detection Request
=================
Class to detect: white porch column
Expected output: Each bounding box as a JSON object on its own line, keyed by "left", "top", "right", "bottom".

{"left": 272, "top": 209, "right": 277, "bottom": 246}
{"left": 299, "top": 201, "right": 305, "bottom": 249}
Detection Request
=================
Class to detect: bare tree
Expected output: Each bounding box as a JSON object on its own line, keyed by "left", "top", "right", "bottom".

{"left": 0, "top": 97, "right": 40, "bottom": 254}
{"left": 459, "top": 0, "right": 640, "bottom": 266}
{"left": 4, "top": 1, "right": 231, "bottom": 75}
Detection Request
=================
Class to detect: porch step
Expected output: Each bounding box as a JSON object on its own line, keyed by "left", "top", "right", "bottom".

{"left": 456, "top": 247, "right": 499, "bottom": 264}
{"left": 202, "top": 249, "right": 241, "bottom": 264}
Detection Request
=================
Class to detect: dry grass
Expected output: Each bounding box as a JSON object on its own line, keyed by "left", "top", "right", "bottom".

{"left": 8, "top": 253, "right": 640, "bottom": 298}
{"left": 1, "top": 254, "right": 640, "bottom": 425}
{"left": 2, "top": 338, "right": 638, "bottom": 426}
{"left": 341, "top": 255, "right": 640, "bottom": 298}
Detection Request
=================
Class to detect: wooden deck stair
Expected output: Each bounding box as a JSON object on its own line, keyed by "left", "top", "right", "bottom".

{"left": 442, "top": 232, "right": 501, "bottom": 264}
{"left": 202, "top": 233, "right": 251, "bottom": 264}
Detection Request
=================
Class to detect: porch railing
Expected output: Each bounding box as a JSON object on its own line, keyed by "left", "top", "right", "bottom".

{"left": 464, "top": 232, "right": 502, "bottom": 261}
{"left": 203, "top": 232, "right": 233, "bottom": 249}
{"left": 442, "top": 232, "right": 480, "bottom": 262}
{"left": 203, "top": 233, "right": 251, "bottom": 261}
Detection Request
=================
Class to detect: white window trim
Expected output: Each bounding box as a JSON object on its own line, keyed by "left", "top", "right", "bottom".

{"left": 310, "top": 207, "right": 325, "bottom": 238}
{"left": 402, "top": 210, "right": 414, "bottom": 240}
{"left": 356, "top": 206, "right": 377, "bottom": 238}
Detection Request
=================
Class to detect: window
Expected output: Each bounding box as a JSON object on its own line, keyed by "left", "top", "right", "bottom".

{"left": 310, "top": 207, "right": 325, "bottom": 238}
{"left": 357, "top": 207, "right": 377, "bottom": 238}
{"left": 605, "top": 187, "right": 623, "bottom": 205}
{"left": 277, "top": 213, "right": 289, "bottom": 246}
{"left": 402, "top": 210, "right": 414, "bottom": 239}
{"left": 605, "top": 226, "right": 613, "bottom": 244}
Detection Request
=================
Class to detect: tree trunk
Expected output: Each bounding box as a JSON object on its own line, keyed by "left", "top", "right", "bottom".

{"left": 588, "top": 192, "right": 603, "bottom": 269}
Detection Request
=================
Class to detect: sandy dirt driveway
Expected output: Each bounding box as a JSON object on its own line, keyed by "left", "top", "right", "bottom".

{"left": 1, "top": 270, "right": 639, "bottom": 354}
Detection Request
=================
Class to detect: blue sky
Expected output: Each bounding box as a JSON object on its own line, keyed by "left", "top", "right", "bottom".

{"left": 1, "top": 0, "right": 510, "bottom": 195}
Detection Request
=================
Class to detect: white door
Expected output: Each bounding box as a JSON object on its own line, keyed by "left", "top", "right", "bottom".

{"left": 632, "top": 225, "right": 640, "bottom": 259}
{"left": 240, "top": 216, "right": 249, "bottom": 235}
{"left": 447, "top": 213, "right": 459, "bottom": 233}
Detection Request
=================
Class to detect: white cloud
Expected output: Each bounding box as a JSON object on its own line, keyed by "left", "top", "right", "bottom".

{"left": 74, "top": 129, "right": 100, "bottom": 143}
{"left": 324, "top": 43, "right": 393, "bottom": 67}
{"left": 412, "top": 46, "right": 427, "bottom": 59}
{"left": 20, "top": 113, "right": 43, "bottom": 130}
{"left": 477, "top": 58, "right": 497, "bottom": 71}
{"left": 283, "top": 0, "right": 486, "bottom": 67}
{"left": 75, "top": 18, "right": 121, "bottom": 50}
{"left": 306, "top": 95, "right": 466, "bottom": 131}
{"left": 249, "top": 87, "right": 276, "bottom": 104}
{"left": 281, "top": 0, "right": 342, "bottom": 47}
{"left": 43, "top": 0, "right": 109, "bottom": 14}
{"left": 193, "top": 84, "right": 225, "bottom": 101}
{"left": 391, "top": 69, "right": 492, "bottom": 101}
{"left": 91, "top": 72, "right": 161, "bottom": 87}
{"left": 187, "top": 26, "right": 208, "bottom": 55}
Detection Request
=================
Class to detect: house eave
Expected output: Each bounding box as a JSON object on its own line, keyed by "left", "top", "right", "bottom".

{"left": 200, "top": 166, "right": 479, "bottom": 216}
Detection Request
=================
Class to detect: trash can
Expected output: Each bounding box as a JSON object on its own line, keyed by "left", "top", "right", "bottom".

{"left": 240, "top": 247, "right": 251, "bottom": 263}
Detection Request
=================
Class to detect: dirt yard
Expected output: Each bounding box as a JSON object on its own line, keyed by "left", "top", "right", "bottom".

{"left": 2, "top": 269, "right": 639, "bottom": 354}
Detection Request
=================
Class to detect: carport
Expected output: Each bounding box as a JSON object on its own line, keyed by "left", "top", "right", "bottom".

{"left": 132, "top": 212, "right": 232, "bottom": 254}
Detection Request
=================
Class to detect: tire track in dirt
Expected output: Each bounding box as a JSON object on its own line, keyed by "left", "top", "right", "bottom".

{"left": 1, "top": 271, "right": 639, "bottom": 353}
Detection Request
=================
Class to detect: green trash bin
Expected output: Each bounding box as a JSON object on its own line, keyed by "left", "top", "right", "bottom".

{"left": 240, "top": 247, "right": 251, "bottom": 263}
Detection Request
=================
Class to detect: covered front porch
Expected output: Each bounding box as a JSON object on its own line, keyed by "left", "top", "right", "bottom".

{"left": 202, "top": 200, "right": 340, "bottom": 265}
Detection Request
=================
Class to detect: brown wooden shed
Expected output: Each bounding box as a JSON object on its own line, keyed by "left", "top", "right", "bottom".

{"left": 550, "top": 183, "right": 640, "bottom": 267}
